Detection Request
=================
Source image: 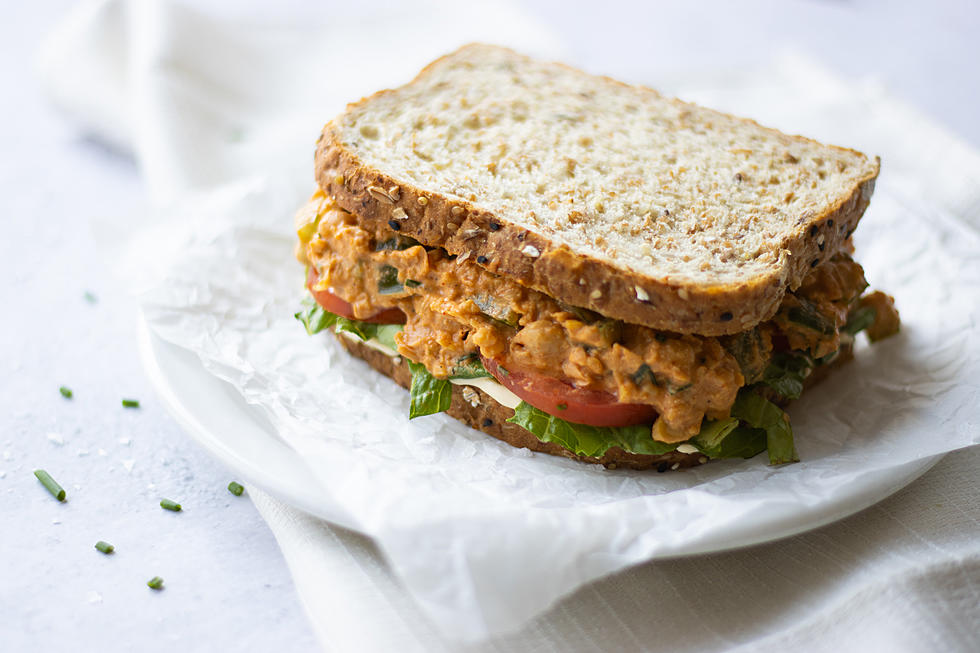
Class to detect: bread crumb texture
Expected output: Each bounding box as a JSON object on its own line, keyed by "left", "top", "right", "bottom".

{"left": 323, "top": 44, "right": 879, "bottom": 334}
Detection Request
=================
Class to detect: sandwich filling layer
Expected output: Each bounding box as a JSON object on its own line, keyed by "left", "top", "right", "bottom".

{"left": 296, "top": 190, "right": 897, "bottom": 448}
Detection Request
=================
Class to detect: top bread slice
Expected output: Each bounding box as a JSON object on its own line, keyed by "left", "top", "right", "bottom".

{"left": 314, "top": 44, "right": 879, "bottom": 336}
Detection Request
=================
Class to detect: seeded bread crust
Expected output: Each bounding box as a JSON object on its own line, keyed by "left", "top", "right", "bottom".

{"left": 314, "top": 45, "right": 879, "bottom": 336}
{"left": 335, "top": 335, "right": 702, "bottom": 471}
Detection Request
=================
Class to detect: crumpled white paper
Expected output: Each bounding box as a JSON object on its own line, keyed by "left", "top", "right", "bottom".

{"left": 41, "top": 0, "right": 980, "bottom": 642}
{"left": 133, "top": 99, "right": 980, "bottom": 644}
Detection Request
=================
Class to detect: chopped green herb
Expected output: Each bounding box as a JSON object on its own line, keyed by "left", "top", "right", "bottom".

{"left": 121, "top": 399, "right": 140, "bottom": 408}
{"left": 377, "top": 265, "right": 404, "bottom": 295}
{"left": 631, "top": 364, "right": 689, "bottom": 394}
{"left": 724, "top": 329, "right": 768, "bottom": 384}
{"left": 669, "top": 383, "right": 693, "bottom": 395}
{"left": 786, "top": 299, "right": 835, "bottom": 335}
{"left": 595, "top": 319, "right": 623, "bottom": 346}
{"left": 147, "top": 576, "right": 164, "bottom": 590}
{"left": 59, "top": 386, "right": 73, "bottom": 399}
{"left": 227, "top": 481, "right": 244, "bottom": 496}
{"left": 95, "top": 541, "right": 114, "bottom": 554}
{"left": 83, "top": 291, "right": 98, "bottom": 304}
{"left": 449, "top": 354, "right": 491, "bottom": 380}
{"left": 842, "top": 305, "right": 876, "bottom": 336}
{"left": 556, "top": 301, "right": 601, "bottom": 324}
{"left": 160, "top": 498, "right": 182, "bottom": 512}
{"left": 34, "top": 469, "right": 66, "bottom": 501}
{"left": 472, "top": 294, "right": 520, "bottom": 327}
{"left": 631, "top": 363, "right": 659, "bottom": 387}
{"left": 374, "top": 235, "right": 420, "bottom": 251}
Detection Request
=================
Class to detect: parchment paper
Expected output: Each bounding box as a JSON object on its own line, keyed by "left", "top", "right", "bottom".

{"left": 133, "top": 106, "right": 980, "bottom": 642}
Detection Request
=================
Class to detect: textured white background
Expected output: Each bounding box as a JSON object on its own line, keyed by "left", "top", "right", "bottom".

{"left": 2, "top": 1, "right": 979, "bottom": 652}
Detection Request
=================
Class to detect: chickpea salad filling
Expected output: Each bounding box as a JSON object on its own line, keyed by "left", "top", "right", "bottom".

{"left": 294, "top": 190, "right": 900, "bottom": 465}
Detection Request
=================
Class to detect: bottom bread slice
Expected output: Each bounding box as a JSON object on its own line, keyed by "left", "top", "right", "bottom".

{"left": 336, "top": 334, "right": 853, "bottom": 471}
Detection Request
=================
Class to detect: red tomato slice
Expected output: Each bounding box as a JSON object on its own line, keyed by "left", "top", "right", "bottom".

{"left": 482, "top": 357, "right": 657, "bottom": 427}
{"left": 306, "top": 267, "right": 406, "bottom": 324}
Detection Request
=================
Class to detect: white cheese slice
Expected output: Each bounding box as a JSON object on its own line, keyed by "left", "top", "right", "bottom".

{"left": 341, "top": 331, "right": 522, "bottom": 409}
{"left": 449, "top": 377, "right": 521, "bottom": 409}
{"left": 339, "top": 331, "right": 399, "bottom": 357}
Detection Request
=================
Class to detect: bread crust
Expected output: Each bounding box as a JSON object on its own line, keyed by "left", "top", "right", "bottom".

{"left": 335, "top": 334, "right": 703, "bottom": 471}
{"left": 313, "top": 46, "right": 879, "bottom": 337}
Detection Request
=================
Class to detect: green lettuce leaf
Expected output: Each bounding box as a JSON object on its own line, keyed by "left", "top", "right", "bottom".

{"left": 333, "top": 318, "right": 403, "bottom": 351}
{"left": 692, "top": 421, "right": 767, "bottom": 459}
{"left": 408, "top": 361, "right": 453, "bottom": 418}
{"left": 295, "top": 298, "right": 404, "bottom": 352}
{"left": 760, "top": 351, "right": 814, "bottom": 400}
{"left": 297, "top": 297, "right": 796, "bottom": 465}
{"left": 731, "top": 391, "right": 798, "bottom": 465}
{"left": 371, "top": 324, "right": 402, "bottom": 351}
{"left": 506, "top": 402, "right": 677, "bottom": 458}
{"left": 294, "top": 298, "right": 339, "bottom": 335}
{"left": 332, "top": 316, "right": 373, "bottom": 341}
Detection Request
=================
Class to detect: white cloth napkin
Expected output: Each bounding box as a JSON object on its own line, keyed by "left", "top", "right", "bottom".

{"left": 39, "top": 1, "right": 980, "bottom": 651}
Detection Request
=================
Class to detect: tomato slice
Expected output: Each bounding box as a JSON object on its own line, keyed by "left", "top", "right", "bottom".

{"left": 306, "top": 267, "right": 406, "bottom": 324}
{"left": 482, "top": 357, "right": 657, "bottom": 427}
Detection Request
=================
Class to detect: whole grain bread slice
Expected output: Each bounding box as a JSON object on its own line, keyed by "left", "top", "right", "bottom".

{"left": 315, "top": 44, "right": 878, "bottom": 336}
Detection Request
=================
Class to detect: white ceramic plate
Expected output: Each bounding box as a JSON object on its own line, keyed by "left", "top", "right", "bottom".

{"left": 139, "top": 317, "right": 942, "bottom": 553}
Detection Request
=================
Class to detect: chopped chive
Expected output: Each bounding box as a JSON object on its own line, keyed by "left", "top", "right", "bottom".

{"left": 160, "top": 498, "right": 181, "bottom": 512}
{"left": 227, "top": 481, "right": 244, "bottom": 497}
{"left": 59, "top": 386, "right": 73, "bottom": 399}
{"left": 95, "top": 541, "right": 114, "bottom": 554}
{"left": 83, "top": 291, "right": 98, "bottom": 304}
{"left": 147, "top": 576, "right": 164, "bottom": 590}
{"left": 34, "top": 469, "right": 66, "bottom": 501}
{"left": 121, "top": 398, "right": 140, "bottom": 408}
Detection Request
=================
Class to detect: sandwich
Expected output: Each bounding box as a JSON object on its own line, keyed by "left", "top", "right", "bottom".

{"left": 293, "top": 44, "right": 900, "bottom": 471}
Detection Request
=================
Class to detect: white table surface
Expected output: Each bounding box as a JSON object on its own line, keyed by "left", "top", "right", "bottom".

{"left": 2, "top": 1, "right": 978, "bottom": 651}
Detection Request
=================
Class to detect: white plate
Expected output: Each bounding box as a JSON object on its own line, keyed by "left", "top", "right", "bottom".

{"left": 139, "top": 317, "right": 942, "bottom": 553}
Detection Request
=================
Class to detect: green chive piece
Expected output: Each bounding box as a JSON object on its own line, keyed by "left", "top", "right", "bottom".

{"left": 59, "top": 386, "right": 73, "bottom": 399}
{"left": 34, "top": 469, "right": 66, "bottom": 501}
{"left": 83, "top": 291, "right": 98, "bottom": 304}
{"left": 147, "top": 576, "right": 164, "bottom": 590}
{"left": 227, "top": 481, "right": 244, "bottom": 497}
{"left": 160, "top": 498, "right": 181, "bottom": 512}
{"left": 121, "top": 398, "right": 140, "bottom": 408}
{"left": 95, "top": 541, "right": 114, "bottom": 554}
